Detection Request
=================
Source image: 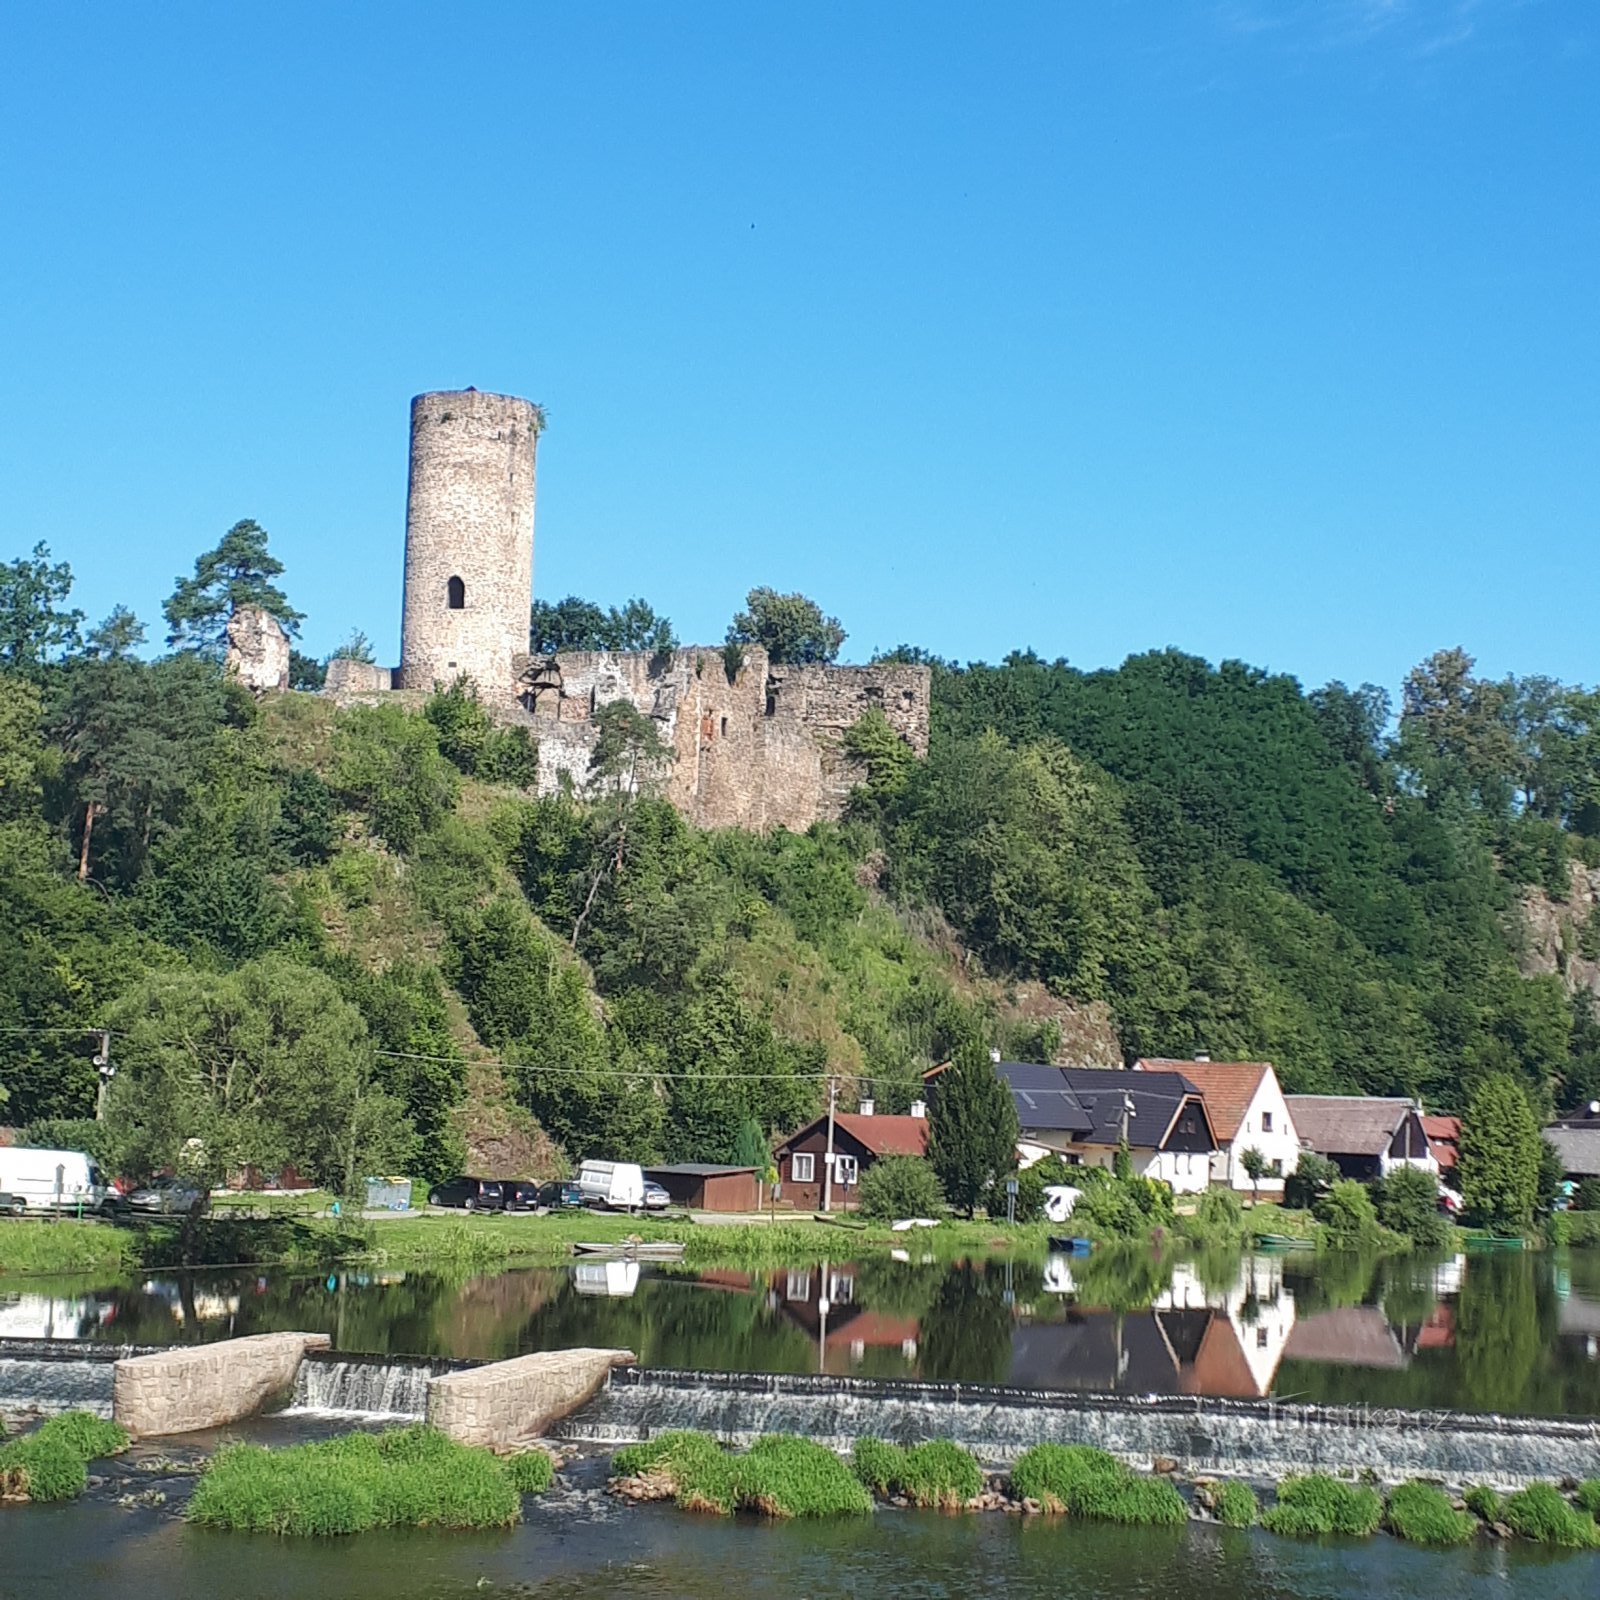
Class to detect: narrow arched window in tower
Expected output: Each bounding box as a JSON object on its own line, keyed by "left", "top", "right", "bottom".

{"left": 447, "top": 575, "right": 465, "bottom": 610}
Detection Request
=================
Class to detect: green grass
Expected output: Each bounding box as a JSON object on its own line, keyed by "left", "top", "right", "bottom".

{"left": 612, "top": 1431, "right": 870, "bottom": 1519}
{"left": 1212, "top": 1479, "right": 1259, "bottom": 1527}
{"left": 0, "top": 1411, "right": 130, "bottom": 1503}
{"left": 184, "top": 1425, "right": 550, "bottom": 1535}
{"left": 1463, "top": 1484, "right": 1502, "bottom": 1523}
{"left": 1500, "top": 1482, "right": 1600, "bottom": 1548}
{"left": 1384, "top": 1481, "right": 1476, "bottom": 1545}
{"left": 1008, "top": 1444, "right": 1186, "bottom": 1526}
{"left": 0, "top": 1221, "right": 132, "bottom": 1276}
{"left": 849, "top": 1438, "right": 983, "bottom": 1509}
{"left": 1573, "top": 1478, "right": 1600, "bottom": 1517}
{"left": 1261, "top": 1474, "right": 1382, "bottom": 1539}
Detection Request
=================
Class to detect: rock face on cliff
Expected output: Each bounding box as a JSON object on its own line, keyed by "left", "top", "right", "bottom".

{"left": 1519, "top": 861, "right": 1600, "bottom": 998}
{"left": 225, "top": 606, "right": 291, "bottom": 693}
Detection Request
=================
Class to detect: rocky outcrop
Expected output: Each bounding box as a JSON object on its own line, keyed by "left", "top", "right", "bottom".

{"left": 224, "top": 606, "right": 292, "bottom": 693}
{"left": 1518, "top": 862, "right": 1600, "bottom": 998}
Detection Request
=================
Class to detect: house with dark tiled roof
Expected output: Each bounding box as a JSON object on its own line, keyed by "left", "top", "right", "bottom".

{"left": 998, "top": 1062, "right": 1217, "bottom": 1194}
{"left": 1545, "top": 1105, "right": 1600, "bottom": 1184}
{"left": 1284, "top": 1095, "right": 1436, "bottom": 1182}
{"left": 772, "top": 1111, "right": 929, "bottom": 1212}
{"left": 1138, "top": 1059, "right": 1300, "bottom": 1196}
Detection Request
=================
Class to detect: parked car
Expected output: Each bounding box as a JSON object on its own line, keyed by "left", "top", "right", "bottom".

{"left": 500, "top": 1181, "right": 544, "bottom": 1212}
{"left": 124, "top": 1176, "right": 206, "bottom": 1215}
{"left": 536, "top": 1179, "right": 585, "bottom": 1211}
{"left": 0, "top": 1147, "right": 115, "bottom": 1214}
{"left": 425, "top": 1177, "right": 505, "bottom": 1212}
{"left": 641, "top": 1181, "right": 671, "bottom": 1211}
{"left": 575, "top": 1160, "right": 645, "bottom": 1211}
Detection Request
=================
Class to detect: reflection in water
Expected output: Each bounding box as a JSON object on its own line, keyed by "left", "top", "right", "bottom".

{"left": 3, "top": 1246, "right": 1598, "bottom": 1417}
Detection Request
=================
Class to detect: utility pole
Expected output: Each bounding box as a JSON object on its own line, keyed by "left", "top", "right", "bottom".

{"left": 92, "top": 1032, "right": 114, "bottom": 1121}
{"left": 821, "top": 1076, "right": 839, "bottom": 1214}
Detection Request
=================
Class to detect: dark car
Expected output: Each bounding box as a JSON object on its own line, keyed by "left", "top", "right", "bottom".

{"left": 500, "top": 1180, "right": 544, "bottom": 1212}
{"left": 536, "top": 1179, "right": 585, "bottom": 1211}
{"left": 426, "top": 1176, "right": 504, "bottom": 1212}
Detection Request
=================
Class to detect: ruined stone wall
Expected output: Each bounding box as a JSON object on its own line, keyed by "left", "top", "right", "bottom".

{"left": 224, "top": 606, "right": 291, "bottom": 693}
{"left": 399, "top": 389, "right": 538, "bottom": 694}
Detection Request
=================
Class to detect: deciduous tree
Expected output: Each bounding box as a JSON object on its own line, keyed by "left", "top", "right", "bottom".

{"left": 726, "top": 587, "right": 845, "bottom": 665}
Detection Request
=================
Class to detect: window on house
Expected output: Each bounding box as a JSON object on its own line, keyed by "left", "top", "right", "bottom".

{"left": 829, "top": 1273, "right": 854, "bottom": 1305}
{"left": 790, "top": 1152, "right": 815, "bottom": 1183}
{"left": 721, "top": 716, "right": 728, "bottom": 736}
{"left": 836, "top": 1154, "right": 859, "bottom": 1186}
{"left": 1257, "top": 1328, "right": 1269, "bottom": 1349}
{"left": 1270, "top": 1158, "right": 1282, "bottom": 1175}
{"left": 1181, "top": 1116, "right": 1196, "bottom": 1134}
{"left": 1262, "top": 1111, "right": 1273, "bottom": 1133}
{"left": 785, "top": 1271, "right": 810, "bottom": 1301}
{"left": 447, "top": 575, "right": 465, "bottom": 609}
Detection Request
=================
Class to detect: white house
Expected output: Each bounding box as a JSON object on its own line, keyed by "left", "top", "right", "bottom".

{"left": 1138, "top": 1059, "right": 1301, "bottom": 1196}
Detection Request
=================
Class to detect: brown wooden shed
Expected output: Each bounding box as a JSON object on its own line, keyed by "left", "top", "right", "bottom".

{"left": 643, "top": 1163, "right": 762, "bottom": 1213}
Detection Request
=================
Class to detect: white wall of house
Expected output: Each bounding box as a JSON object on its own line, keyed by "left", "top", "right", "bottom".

{"left": 1019, "top": 1133, "right": 1210, "bottom": 1194}
{"left": 1214, "top": 1070, "right": 1303, "bottom": 1193}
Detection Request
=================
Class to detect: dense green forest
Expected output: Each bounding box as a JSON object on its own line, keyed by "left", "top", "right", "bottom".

{"left": 3, "top": 530, "right": 1598, "bottom": 1191}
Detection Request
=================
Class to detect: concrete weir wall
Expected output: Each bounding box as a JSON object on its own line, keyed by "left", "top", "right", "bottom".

{"left": 427, "top": 1348, "right": 636, "bottom": 1451}
{"left": 113, "top": 1333, "right": 331, "bottom": 1438}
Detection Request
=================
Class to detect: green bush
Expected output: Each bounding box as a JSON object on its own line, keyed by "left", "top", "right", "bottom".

{"left": 849, "top": 1438, "right": 981, "bottom": 1509}
{"left": 1501, "top": 1482, "right": 1600, "bottom": 1547}
{"left": 1385, "top": 1481, "right": 1476, "bottom": 1545}
{"left": 1261, "top": 1474, "right": 1382, "bottom": 1538}
{"left": 1573, "top": 1478, "right": 1600, "bottom": 1516}
{"left": 1212, "top": 1479, "right": 1259, "bottom": 1527}
{"left": 857, "top": 1155, "right": 945, "bottom": 1222}
{"left": 1284, "top": 1151, "right": 1338, "bottom": 1211}
{"left": 1375, "top": 1167, "right": 1452, "bottom": 1249}
{"left": 1463, "top": 1484, "right": 1502, "bottom": 1522}
{"left": 0, "top": 1411, "right": 129, "bottom": 1503}
{"left": 1009, "top": 1444, "right": 1185, "bottom": 1526}
{"left": 613, "top": 1431, "right": 869, "bottom": 1519}
{"left": 1573, "top": 1176, "right": 1600, "bottom": 1213}
{"left": 185, "top": 1425, "right": 545, "bottom": 1535}
{"left": 1314, "top": 1180, "right": 1381, "bottom": 1248}
{"left": 1183, "top": 1186, "right": 1246, "bottom": 1244}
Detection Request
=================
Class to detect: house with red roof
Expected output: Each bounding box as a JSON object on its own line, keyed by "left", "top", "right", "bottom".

{"left": 1138, "top": 1058, "right": 1301, "bottom": 1197}
{"left": 772, "top": 1110, "right": 929, "bottom": 1212}
{"left": 1421, "top": 1115, "right": 1459, "bottom": 1174}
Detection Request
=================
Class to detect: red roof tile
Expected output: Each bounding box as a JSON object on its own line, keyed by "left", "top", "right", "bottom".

{"left": 1140, "top": 1060, "right": 1270, "bottom": 1143}
{"left": 831, "top": 1114, "right": 929, "bottom": 1157}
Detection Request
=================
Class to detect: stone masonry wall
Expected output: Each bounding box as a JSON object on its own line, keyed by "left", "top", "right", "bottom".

{"left": 426, "top": 1347, "right": 636, "bottom": 1450}
{"left": 112, "top": 1331, "right": 330, "bottom": 1437}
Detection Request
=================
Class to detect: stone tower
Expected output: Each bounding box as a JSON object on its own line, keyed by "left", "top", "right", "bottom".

{"left": 399, "top": 389, "right": 539, "bottom": 693}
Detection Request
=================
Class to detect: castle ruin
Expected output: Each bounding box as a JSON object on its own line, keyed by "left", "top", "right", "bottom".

{"left": 325, "top": 389, "right": 929, "bottom": 831}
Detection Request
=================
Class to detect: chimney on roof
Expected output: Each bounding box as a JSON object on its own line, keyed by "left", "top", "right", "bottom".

{"left": 909, "top": 1099, "right": 927, "bottom": 1119}
{"left": 989, "top": 1047, "right": 1001, "bottom": 1065}
{"left": 1194, "top": 1053, "right": 1210, "bottom": 1063}
{"left": 858, "top": 1098, "right": 875, "bottom": 1118}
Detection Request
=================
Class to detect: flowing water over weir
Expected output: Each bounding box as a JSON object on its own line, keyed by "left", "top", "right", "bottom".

{"left": 556, "top": 1367, "right": 1600, "bottom": 1484}
{"left": 0, "top": 1337, "right": 156, "bottom": 1420}
{"left": 287, "top": 1350, "right": 469, "bottom": 1421}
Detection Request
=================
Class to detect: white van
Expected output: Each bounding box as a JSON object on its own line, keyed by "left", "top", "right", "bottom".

{"left": 0, "top": 1148, "right": 112, "bottom": 1214}
{"left": 575, "top": 1160, "right": 645, "bottom": 1211}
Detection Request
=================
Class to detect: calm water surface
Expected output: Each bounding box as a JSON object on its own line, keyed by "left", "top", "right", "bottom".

{"left": 4, "top": 1247, "right": 1599, "bottom": 1416}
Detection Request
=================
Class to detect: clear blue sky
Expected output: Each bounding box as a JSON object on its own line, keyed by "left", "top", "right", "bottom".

{"left": 3, "top": 2, "right": 1595, "bottom": 693}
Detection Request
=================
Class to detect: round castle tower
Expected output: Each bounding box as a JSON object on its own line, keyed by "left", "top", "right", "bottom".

{"left": 399, "top": 389, "right": 539, "bottom": 693}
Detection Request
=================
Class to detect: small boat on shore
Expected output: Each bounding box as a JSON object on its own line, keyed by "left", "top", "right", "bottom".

{"left": 1047, "top": 1235, "right": 1093, "bottom": 1255}
{"left": 571, "top": 1240, "right": 685, "bottom": 1261}
{"left": 1253, "top": 1232, "right": 1315, "bottom": 1252}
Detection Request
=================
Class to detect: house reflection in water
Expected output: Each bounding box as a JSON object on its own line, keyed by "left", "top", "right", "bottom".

{"left": 774, "top": 1266, "right": 920, "bottom": 1373}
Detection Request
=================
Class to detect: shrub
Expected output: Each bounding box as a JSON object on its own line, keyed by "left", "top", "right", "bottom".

{"left": 1463, "top": 1484, "right": 1502, "bottom": 1522}
{"left": 849, "top": 1438, "right": 981, "bottom": 1509}
{"left": 1501, "top": 1482, "right": 1600, "bottom": 1547}
{"left": 1261, "top": 1474, "right": 1382, "bottom": 1538}
{"left": 1212, "top": 1479, "right": 1259, "bottom": 1527}
{"left": 185, "top": 1425, "right": 541, "bottom": 1535}
{"left": 1574, "top": 1176, "right": 1600, "bottom": 1213}
{"left": 1284, "top": 1150, "right": 1338, "bottom": 1211}
{"left": 1573, "top": 1478, "right": 1600, "bottom": 1516}
{"left": 1385, "top": 1481, "right": 1476, "bottom": 1545}
{"left": 1314, "top": 1180, "right": 1381, "bottom": 1248}
{"left": 1375, "top": 1167, "right": 1452, "bottom": 1249}
{"left": 1009, "top": 1444, "right": 1185, "bottom": 1526}
{"left": 0, "top": 1411, "right": 129, "bottom": 1503}
{"left": 857, "top": 1156, "right": 944, "bottom": 1222}
{"left": 1183, "top": 1186, "right": 1245, "bottom": 1244}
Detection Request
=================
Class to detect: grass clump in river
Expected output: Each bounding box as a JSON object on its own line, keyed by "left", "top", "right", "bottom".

{"left": 185, "top": 1425, "right": 551, "bottom": 1535}
{"left": 1008, "top": 1444, "right": 1186, "bottom": 1526}
{"left": 850, "top": 1438, "right": 982, "bottom": 1509}
{"left": 1500, "top": 1483, "right": 1600, "bottom": 1548}
{"left": 1573, "top": 1478, "right": 1600, "bottom": 1518}
{"left": 1463, "top": 1484, "right": 1501, "bottom": 1523}
{"left": 1209, "top": 1479, "right": 1259, "bottom": 1527}
{"left": 1260, "top": 1474, "right": 1382, "bottom": 1538}
{"left": 1384, "top": 1481, "right": 1476, "bottom": 1545}
{"left": 0, "top": 1412, "right": 129, "bottom": 1503}
{"left": 612, "top": 1431, "right": 870, "bottom": 1518}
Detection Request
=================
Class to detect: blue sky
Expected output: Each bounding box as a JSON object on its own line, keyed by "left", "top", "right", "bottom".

{"left": 2, "top": 2, "right": 1595, "bottom": 693}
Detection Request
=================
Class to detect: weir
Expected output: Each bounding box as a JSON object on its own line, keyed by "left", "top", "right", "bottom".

{"left": 289, "top": 1351, "right": 471, "bottom": 1422}
{"left": 0, "top": 1338, "right": 157, "bottom": 1421}
{"left": 555, "top": 1367, "right": 1600, "bottom": 1485}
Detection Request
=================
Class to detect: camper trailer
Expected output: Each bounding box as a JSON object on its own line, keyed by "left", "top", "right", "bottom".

{"left": 575, "top": 1160, "right": 646, "bottom": 1211}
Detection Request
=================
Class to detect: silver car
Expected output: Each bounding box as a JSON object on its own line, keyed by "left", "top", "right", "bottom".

{"left": 124, "top": 1176, "right": 205, "bottom": 1214}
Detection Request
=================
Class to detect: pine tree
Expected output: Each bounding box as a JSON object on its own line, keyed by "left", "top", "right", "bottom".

{"left": 164, "top": 519, "right": 303, "bottom": 656}
{"left": 927, "top": 1043, "right": 1019, "bottom": 1218}
{"left": 1459, "top": 1073, "right": 1541, "bottom": 1231}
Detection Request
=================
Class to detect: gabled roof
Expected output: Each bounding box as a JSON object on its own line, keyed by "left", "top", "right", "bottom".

{"left": 1284, "top": 1095, "right": 1417, "bottom": 1158}
{"left": 775, "top": 1114, "right": 929, "bottom": 1158}
{"left": 1420, "top": 1115, "right": 1459, "bottom": 1171}
{"left": 995, "top": 1062, "right": 1211, "bottom": 1151}
{"left": 1284, "top": 1306, "right": 1406, "bottom": 1370}
{"left": 1140, "top": 1059, "right": 1272, "bottom": 1144}
{"left": 1545, "top": 1124, "right": 1600, "bottom": 1178}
